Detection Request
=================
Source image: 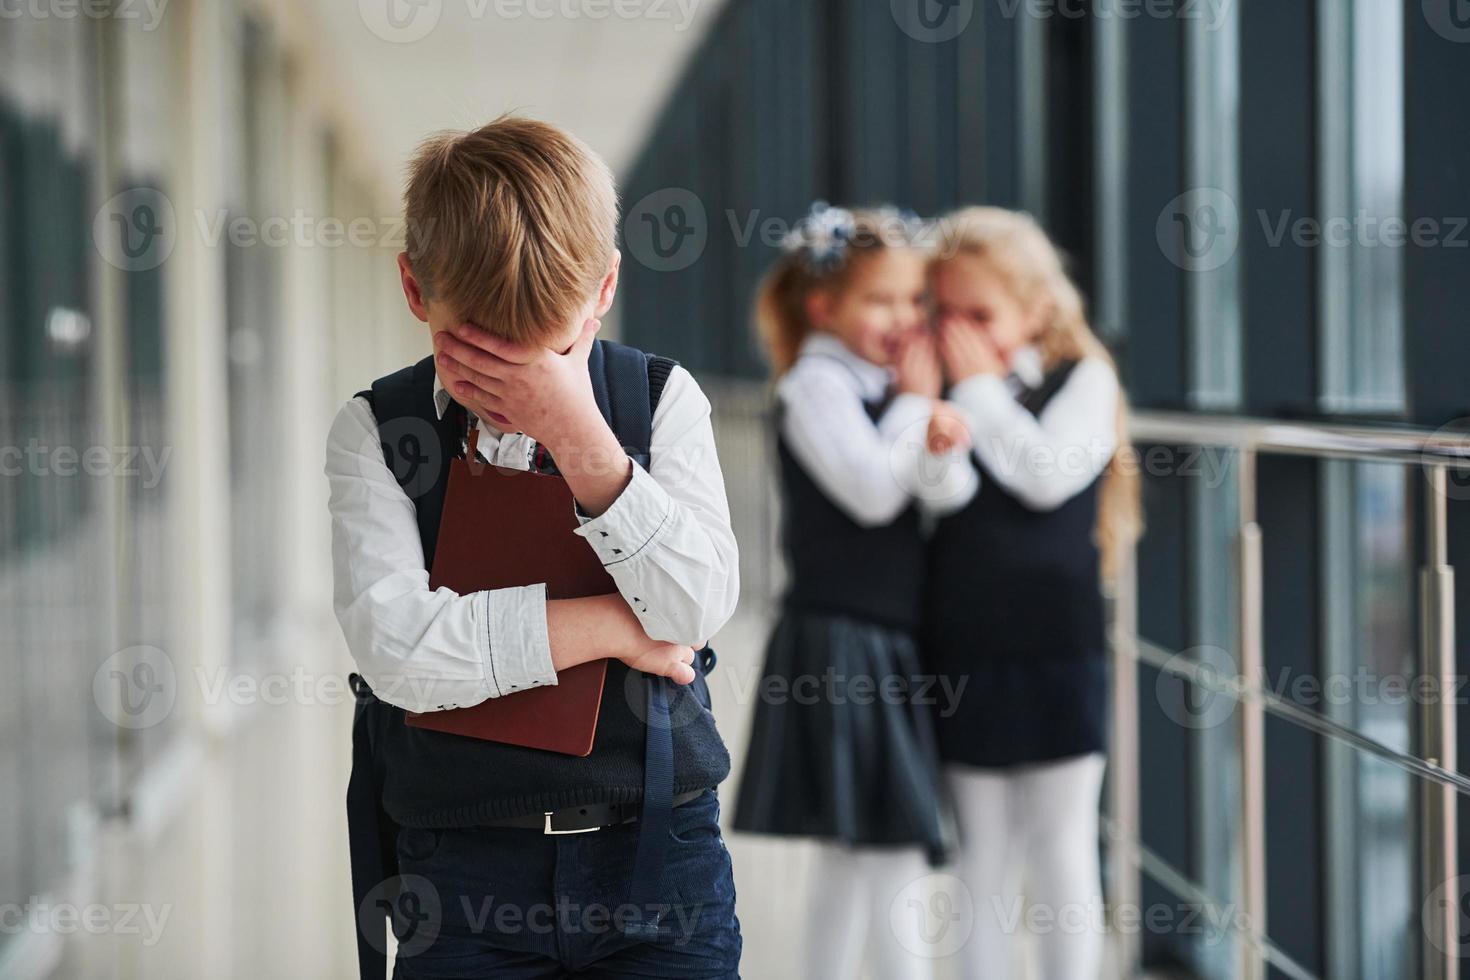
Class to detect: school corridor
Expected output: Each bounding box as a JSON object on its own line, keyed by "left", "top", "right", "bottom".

{"left": 3, "top": 1, "right": 1470, "bottom": 978}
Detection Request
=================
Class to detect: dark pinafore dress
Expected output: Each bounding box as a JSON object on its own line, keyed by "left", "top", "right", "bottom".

{"left": 922, "top": 359, "right": 1109, "bottom": 770}
{"left": 732, "top": 390, "right": 951, "bottom": 867}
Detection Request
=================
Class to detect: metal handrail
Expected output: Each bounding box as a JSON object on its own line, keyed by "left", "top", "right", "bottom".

{"left": 1125, "top": 838, "right": 1320, "bottom": 980}
{"left": 1113, "top": 408, "right": 1461, "bottom": 979}
{"left": 1131, "top": 409, "right": 1470, "bottom": 466}
{"left": 1136, "top": 638, "right": 1470, "bottom": 796}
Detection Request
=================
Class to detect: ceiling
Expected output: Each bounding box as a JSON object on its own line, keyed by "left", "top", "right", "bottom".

{"left": 303, "top": 0, "right": 727, "bottom": 198}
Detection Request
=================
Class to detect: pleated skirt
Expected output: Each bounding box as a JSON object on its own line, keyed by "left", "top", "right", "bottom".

{"left": 731, "top": 609, "right": 952, "bottom": 866}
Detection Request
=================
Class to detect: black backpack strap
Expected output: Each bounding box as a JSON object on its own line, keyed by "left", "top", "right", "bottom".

{"left": 647, "top": 353, "right": 676, "bottom": 413}
{"left": 592, "top": 338, "right": 654, "bottom": 469}
{"left": 349, "top": 392, "right": 389, "bottom": 980}
{"left": 602, "top": 347, "right": 717, "bottom": 675}
{"left": 368, "top": 356, "right": 459, "bottom": 570}
{"left": 538, "top": 340, "right": 672, "bottom": 474}
{"left": 584, "top": 340, "right": 684, "bottom": 939}
{"left": 350, "top": 362, "right": 442, "bottom": 980}
{"left": 347, "top": 676, "right": 396, "bottom": 980}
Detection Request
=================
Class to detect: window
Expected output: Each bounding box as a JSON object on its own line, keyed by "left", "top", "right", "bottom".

{"left": 1092, "top": 11, "right": 1128, "bottom": 343}
{"left": 1186, "top": 453, "right": 1242, "bottom": 980}
{"left": 1185, "top": 3, "right": 1243, "bottom": 409}
{"left": 1317, "top": 0, "right": 1406, "bottom": 414}
{"left": 115, "top": 0, "right": 182, "bottom": 789}
{"left": 0, "top": 13, "right": 107, "bottom": 963}
{"left": 1322, "top": 461, "right": 1416, "bottom": 978}
{"left": 225, "top": 13, "right": 289, "bottom": 670}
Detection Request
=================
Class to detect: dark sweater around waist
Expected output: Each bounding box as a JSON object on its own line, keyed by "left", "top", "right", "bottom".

{"left": 356, "top": 346, "right": 729, "bottom": 827}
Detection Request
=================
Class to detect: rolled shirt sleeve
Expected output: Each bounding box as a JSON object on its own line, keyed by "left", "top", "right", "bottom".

{"left": 777, "top": 363, "right": 914, "bottom": 528}
{"left": 948, "top": 357, "right": 1120, "bottom": 512}
{"left": 779, "top": 361, "right": 978, "bottom": 527}
{"left": 879, "top": 392, "right": 981, "bottom": 519}
{"left": 574, "top": 463, "right": 672, "bottom": 567}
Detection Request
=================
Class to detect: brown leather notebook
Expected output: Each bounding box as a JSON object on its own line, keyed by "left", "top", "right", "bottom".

{"left": 405, "top": 433, "right": 615, "bottom": 756}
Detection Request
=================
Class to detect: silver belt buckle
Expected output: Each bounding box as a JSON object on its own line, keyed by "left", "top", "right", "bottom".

{"left": 543, "top": 810, "right": 601, "bottom": 835}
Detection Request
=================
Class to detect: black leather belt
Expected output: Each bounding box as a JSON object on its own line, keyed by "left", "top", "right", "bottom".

{"left": 484, "top": 788, "right": 707, "bottom": 834}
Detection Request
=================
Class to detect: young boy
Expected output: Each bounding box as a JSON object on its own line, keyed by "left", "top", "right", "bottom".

{"left": 325, "top": 116, "right": 742, "bottom": 978}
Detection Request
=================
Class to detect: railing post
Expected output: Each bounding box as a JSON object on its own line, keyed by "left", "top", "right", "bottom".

{"left": 1109, "top": 542, "right": 1142, "bottom": 976}
{"left": 1236, "top": 450, "right": 1268, "bottom": 980}
{"left": 1421, "top": 464, "right": 1458, "bottom": 980}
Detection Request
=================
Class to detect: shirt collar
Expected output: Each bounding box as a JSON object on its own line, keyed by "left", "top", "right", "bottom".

{"left": 432, "top": 373, "right": 509, "bottom": 437}
{"left": 799, "top": 332, "right": 894, "bottom": 402}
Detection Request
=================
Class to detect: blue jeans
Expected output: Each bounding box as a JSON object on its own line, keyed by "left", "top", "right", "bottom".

{"left": 389, "top": 788, "right": 741, "bottom": 978}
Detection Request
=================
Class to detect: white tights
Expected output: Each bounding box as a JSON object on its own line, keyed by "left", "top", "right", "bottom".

{"left": 948, "top": 753, "right": 1107, "bottom": 980}
{"left": 803, "top": 843, "right": 935, "bottom": 980}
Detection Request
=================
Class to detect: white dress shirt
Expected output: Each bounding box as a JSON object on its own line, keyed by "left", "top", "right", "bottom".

{"left": 325, "top": 362, "right": 740, "bottom": 714}
{"left": 946, "top": 345, "right": 1120, "bottom": 512}
{"left": 776, "top": 332, "right": 979, "bottom": 526}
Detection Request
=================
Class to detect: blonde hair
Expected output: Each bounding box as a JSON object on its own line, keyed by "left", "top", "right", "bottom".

{"left": 755, "top": 207, "right": 923, "bottom": 376}
{"left": 933, "top": 206, "right": 1143, "bottom": 583}
{"left": 404, "top": 114, "right": 618, "bottom": 345}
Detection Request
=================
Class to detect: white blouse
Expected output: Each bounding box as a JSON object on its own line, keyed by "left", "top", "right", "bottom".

{"left": 947, "top": 345, "right": 1120, "bottom": 512}
{"left": 776, "top": 333, "right": 979, "bottom": 526}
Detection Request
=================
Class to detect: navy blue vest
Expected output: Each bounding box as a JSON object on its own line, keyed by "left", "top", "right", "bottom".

{"left": 923, "top": 360, "right": 1109, "bottom": 767}
{"left": 354, "top": 343, "right": 730, "bottom": 827}
{"left": 775, "top": 394, "right": 926, "bottom": 632}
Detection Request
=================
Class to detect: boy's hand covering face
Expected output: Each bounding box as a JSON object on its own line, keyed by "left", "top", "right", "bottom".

{"left": 434, "top": 317, "right": 608, "bottom": 453}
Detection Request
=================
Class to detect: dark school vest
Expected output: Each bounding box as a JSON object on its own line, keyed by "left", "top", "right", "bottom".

{"left": 353, "top": 342, "right": 730, "bottom": 826}
{"left": 774, "top": 386, "right": 926, "bottom": 633}
{"left": 923, "top": 360, "right": 1109, "bottom": 767}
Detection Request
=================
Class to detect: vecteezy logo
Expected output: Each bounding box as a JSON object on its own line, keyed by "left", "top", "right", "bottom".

{"left": 93, "top": 646, "right": 177, "bottom": 730}
{"left": 1156, "top": 646, "right": 1237, "bottom": 731}
{"left": 891, "top": 0, "right": 974, "bottom": 43}
{"left": 889, "top": 873, "right": 974, "bottom": 958}
{"left": 888, "top": 415, "right": 971, "bottom": 506}
{"left": 363, "top": 416, "right": 443, "bottom": 501}
{"left": 93, "top": 188, "right": 176, "bottom": 272}
{"left": 1423, "top": 0, "right": 1470, "bottom": 43}
{"left": 358, "top": 0, "right": 442, "bottom": 43}
{"left": 1423, "top": 874, "right": 1470, "bottom": 956}
{"left": 622, "top": 659, "right": 710, "bottom": 732}
{"left": 1422, "top": 418, "right": 1470, "bottom": 502}
{"left": 1155, "top": 187, "right": 1240, "bottom": 273}
{"left": 358, "top": 875, "right": 442, "bottom": 958}
{"left": 622, "top": 189, "right": 708, "bottom": 272}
